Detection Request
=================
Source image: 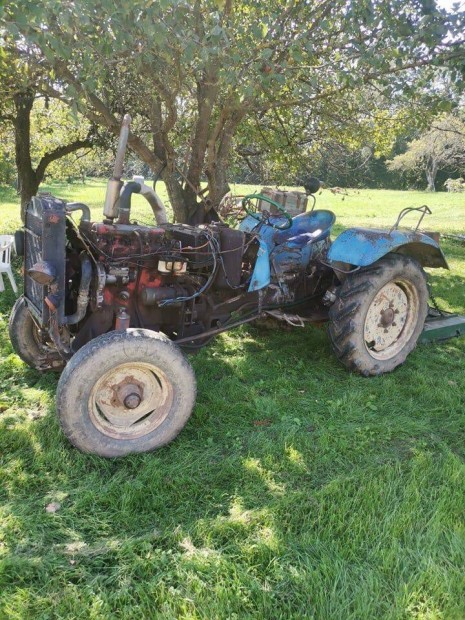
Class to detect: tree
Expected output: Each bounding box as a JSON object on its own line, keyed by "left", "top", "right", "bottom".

{"left": 0, "top": 50, "right": 99, "bottom": 217}
{"left": 387, "top": 113, "right": 465, "bottom": 191}
{"left": 1, "top": 1, "right": 464, "bottom": 221}
{"left": 231, "top": 92, "right": 423, "bottom": 186}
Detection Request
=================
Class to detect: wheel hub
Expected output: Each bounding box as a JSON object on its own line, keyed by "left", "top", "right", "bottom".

{"left": 88, "top": 362, "right": 173, "bottom": 439}
{"left": 123, "top": 392, "right": 142, "bottom": 410}
{"left": 364, "top": 281, "right": 413, "bottom": 357}
{"left": 379, "top": 306, "right": 396, "bottom": 328}
{"left": 116, "top": 382, "right": 143, "bottom": 410}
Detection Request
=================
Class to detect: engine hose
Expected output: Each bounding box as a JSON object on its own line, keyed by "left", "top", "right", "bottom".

{"left": 66, "top": 202, "right": 91, "bottom": 222}
{"left": 49, "top": 312, "right": 72, "bottom": 360}
{"left": 117, "top": 181, "right": 141, "bottom": 225}
{"left": 63, "top": 253, "right": 93, "bottom": 325}
{"left": 138, "top": 185, "right": 168, "bottom": 224}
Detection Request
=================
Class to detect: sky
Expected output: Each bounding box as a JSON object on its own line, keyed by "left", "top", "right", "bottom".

{"left": 436, "top": 0, "right": 465, "bottom": 9}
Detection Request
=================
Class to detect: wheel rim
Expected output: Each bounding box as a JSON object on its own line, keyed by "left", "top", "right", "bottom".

{"left": 88, "top": 362, "right": 173, "bottom": 439}
{"left": 363, "top": 279, "right": 419, "bottom": 361}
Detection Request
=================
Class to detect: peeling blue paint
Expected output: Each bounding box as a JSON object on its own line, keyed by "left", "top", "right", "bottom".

{"left": 328, "top": 228, "right": 448, "bottom": 268}
{"left": 248, "top": 239, "right": 271, "bottom": 291}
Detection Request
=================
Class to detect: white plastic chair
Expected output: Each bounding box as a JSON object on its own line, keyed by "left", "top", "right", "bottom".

{"left": 0, "top": 235, "right": 18, "bottom": 294}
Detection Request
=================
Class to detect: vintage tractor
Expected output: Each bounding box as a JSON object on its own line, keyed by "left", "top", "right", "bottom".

{"left": 9, "top": 116, "right": 462, "bottom": 457}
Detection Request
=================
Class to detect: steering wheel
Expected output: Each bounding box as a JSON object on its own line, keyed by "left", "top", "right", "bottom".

{"left": 242, "top": 193, "right": 293, "bottom": 230}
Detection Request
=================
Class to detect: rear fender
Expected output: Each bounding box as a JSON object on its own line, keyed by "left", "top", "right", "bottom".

{"left": 328, "top": 228, "right": 448, "bottom": 269}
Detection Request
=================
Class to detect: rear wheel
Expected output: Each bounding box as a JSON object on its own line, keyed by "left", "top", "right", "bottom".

{"left": 56, "top": 328, "right": 196, "bottom": 457}
{"left": 9, "top": 296, "right": 42, "bottom": 369}
{"left": 328, "top": 254, "right": 428, "bottom": 376}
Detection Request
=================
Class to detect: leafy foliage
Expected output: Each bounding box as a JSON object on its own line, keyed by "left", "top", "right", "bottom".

{"left": 1, "top": 0, "right": 463, "bottom": 220}
{"left": 0, "top": 123, "right": 16, "bottom": 185}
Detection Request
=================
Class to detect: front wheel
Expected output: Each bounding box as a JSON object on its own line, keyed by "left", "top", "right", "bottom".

{"left": 328, "top": 254, "right": 428, "bottom": 376}
{"left": 9, "top": 296, "right": 43, "bottom": 369}
{"left": 56, "top": 329, "right": 196, "bottom": 457}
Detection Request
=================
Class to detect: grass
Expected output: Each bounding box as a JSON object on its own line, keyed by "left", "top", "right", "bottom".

{"left": 0, "top": 180, "right": 464, "bottom": 619}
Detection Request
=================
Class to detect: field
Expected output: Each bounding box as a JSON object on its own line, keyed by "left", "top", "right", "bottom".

{"left": 0, "top": 181, "right": 464, "bottom": 619}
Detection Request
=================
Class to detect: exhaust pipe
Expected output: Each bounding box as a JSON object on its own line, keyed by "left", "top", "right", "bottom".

{"left": 103, "top": 114, "right": 131, "bottom": 220}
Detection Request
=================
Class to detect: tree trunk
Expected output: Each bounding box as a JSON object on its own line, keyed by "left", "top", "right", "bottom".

{"left": 162, "top": 166, "right": 193, "bottom": 223}
{"left": 19, "top": 175, "right": 40, "bottom": 220}
{"left": 13, "top": 90, "right": 39, "bottom": 221}
{"left": 202, "top": 109, "right": 246, "bottom": 222}
{"left": 425, "top": 158, "right": 438, "bottom": 192}
{"left": 12, "top": 88, "right": 96, "bottom": 222}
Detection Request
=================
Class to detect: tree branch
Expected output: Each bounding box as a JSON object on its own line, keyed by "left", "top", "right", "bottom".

{"left": 35, "top": 137, "right": 94, "bottom": 183}
{"left": 0, "top": 113, "right": 15, "bottom": 123}
{"left": 51, "top": 60, "right": 164, "bottom": 173}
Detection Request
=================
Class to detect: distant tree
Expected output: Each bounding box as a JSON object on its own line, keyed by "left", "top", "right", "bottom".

{"left": 387, "top": 114, "right": 465, "bottom": 191}
{"left": 0, "top": 121, "right": 15, "bottom": 185}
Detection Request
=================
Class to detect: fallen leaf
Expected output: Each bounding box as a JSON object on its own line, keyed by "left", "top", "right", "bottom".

{"left": 253, "top": 419, "right": 271, "bottom": 427}
{"left": 46, "top": 502, "right": 61, "bottom": 513}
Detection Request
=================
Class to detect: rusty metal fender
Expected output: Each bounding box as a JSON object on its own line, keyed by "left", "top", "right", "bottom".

{"left": 328, "top": 228, "right": 449, "bottom": 269}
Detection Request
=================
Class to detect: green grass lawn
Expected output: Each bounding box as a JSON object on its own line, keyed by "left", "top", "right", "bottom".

{"left": 0, "top": 181, "right": 464, "bottom": 619}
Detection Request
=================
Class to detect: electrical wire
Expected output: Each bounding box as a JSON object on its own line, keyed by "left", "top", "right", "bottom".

{"left": 158, "top": 232, "right": 219, "bottom": 306}
{"left": 77, "top": 217, "right": 261, "bottom": 303}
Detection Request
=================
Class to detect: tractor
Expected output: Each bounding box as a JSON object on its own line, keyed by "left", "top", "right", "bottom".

{"left": 9, "top": 116, "right": 464, "bottom": 457}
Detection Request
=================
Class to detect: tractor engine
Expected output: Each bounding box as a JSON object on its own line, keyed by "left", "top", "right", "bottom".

{"left": 21, "top": 192, "right": 259, "bottom": 368}
{"left": 19, "top": 114, "right": 259, "bottom": 362}
{"left": 67, "top": 216, "right": 253, "bottom": 352}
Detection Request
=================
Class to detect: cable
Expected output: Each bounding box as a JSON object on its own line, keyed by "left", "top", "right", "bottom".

{"left": 79, "top": 219, "right": 258, "bottom": 301}
{"left": 158, "top": 232, "right": 219, "bottom": 306}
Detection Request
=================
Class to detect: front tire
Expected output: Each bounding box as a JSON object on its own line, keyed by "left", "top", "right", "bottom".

{"left": 328, "top": 254, "right": 428, "bottom": 376}
{"left": 9, "top": 296, "right": 42, "bottom": 369}
{"left": 56, "top": 329, "right": 197, "bottom": 457}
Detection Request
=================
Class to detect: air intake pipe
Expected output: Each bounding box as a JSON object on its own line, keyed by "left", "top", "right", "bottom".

{"left": 103, "top": 115, "right": 169, "bottom": 225}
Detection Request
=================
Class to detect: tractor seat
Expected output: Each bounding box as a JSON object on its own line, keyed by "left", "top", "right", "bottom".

{"left": 273, "top": 210, "right": 336, "bottom": 247}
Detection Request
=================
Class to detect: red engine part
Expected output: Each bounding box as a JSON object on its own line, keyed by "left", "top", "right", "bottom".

{"left": 87, "top": 223, "right": 166, "bottom": 260}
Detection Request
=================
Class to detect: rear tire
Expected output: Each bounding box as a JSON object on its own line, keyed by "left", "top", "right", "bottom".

{"left": 328, "top": 254, "right": 428, "bottom": 376}
{"left": 56, "top": 328, "right": 196, "bottom": 457}
{"left": 9, "top": 296, "right": 42, "bottom": 369}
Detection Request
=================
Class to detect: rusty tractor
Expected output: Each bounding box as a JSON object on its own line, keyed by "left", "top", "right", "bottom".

{"left": 10, "top": 116, "right": 462, "bottom": 457}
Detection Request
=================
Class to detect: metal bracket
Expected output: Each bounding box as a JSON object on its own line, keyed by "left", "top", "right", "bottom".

{"left": 265, "top": 309, "right": 308, "bottom": 327}
{"left": 390, "top": 205, "right": 432, "bottom": 233}
{"left": 420, "top": 313, "right": 465, "bottom": 343}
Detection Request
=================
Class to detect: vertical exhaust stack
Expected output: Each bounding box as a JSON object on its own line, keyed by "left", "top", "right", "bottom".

{"left": 103, "top": 114, "right": 131, "bottom": 220}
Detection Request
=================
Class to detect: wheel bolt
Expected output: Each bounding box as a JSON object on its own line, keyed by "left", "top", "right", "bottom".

{"left": 124, "top": 393, "right": 141, "bottom": 409}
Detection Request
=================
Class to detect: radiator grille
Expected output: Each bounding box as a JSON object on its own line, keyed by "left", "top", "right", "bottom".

{"left": 25, "top": 218, "right": 45, "bottom": 315}
{"left": 23, "top": 196, "right": 67, "bottom": 325}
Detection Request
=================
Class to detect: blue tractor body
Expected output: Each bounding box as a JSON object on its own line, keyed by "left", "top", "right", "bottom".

{"left": 239, "top": 208, "right": 447, "bottom": 293}
{"left": 328, "top": 227, "right": 448, "bottom": 269}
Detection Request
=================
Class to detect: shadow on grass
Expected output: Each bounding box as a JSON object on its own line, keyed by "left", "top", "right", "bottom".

{"left": 1, "top": 320, "right": 465, "bottom": 618}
